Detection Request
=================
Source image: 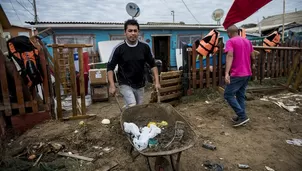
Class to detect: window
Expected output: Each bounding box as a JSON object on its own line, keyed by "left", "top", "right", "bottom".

{"left": 177, "top": 35, "right": 202, "bottom": 49}
{"left": 110, "top": 34, "right": 144, "bottom": 41}
{"left": 55, "top": 35, "right": 95, "bottom": 54}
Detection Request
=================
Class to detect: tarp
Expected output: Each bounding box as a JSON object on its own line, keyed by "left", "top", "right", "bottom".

{"left": 223, "top": 0, "right": 272, "bottom": 29}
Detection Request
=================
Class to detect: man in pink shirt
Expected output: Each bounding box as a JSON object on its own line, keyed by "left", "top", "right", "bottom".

{"left": 224, "top": 25, "right": 255, "bottom": 127}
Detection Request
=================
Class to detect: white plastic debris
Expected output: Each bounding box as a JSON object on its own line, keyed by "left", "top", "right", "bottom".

{"left": 286, "top": 138, "right": 302, "bottom": 146}
{"left": 123, "top": 122, "right": 140, "bottom": 138}
{"left": 124, "top": 122, "right": 162, "bottom": 151}
{"left": 265, "top": 166, "right": 275, "bottom": 171}
{"left": 101, "top": 119, "right": 110, "bottom": 125}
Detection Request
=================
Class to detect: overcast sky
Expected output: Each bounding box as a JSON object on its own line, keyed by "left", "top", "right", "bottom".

{"left": 1, "top": 0, "right": 302, "bottom": 27}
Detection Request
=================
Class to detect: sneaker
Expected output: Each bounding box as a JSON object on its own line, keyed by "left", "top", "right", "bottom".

{"left": 233, "top": 118, "right": 250, "bottom": 127}
{"left": 231, "top": 116, "right": 239, "bottom": 123}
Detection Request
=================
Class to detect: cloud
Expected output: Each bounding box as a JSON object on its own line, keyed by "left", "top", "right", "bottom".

{"left": 1, "top": 0, "right": 302, "bottom": 27}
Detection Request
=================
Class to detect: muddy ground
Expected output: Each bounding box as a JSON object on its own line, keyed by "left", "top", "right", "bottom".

{"left": 0, "top": 79, "right": 302, "bottom": 171}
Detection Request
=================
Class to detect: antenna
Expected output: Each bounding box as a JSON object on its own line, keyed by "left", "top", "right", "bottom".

{"left": 126, "top": 2, "right": 140, "bottom": 19}
{"left": 212, "top": 9, "right": 224, "bottom": 25}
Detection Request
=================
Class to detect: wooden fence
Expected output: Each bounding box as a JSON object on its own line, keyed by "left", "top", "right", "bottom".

{"left": 0, "top": 37, "right": 52, "bottom": 135}
{"left": 183, "top": 38, "right": 302, "bottom": 93}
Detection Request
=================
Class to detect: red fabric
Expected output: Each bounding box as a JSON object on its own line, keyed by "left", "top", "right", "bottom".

{"left": 83, "top": 52, "right": 90, "bottom": 74}
{"left": 223, "top": 0, "right": 272, "bottom": 29}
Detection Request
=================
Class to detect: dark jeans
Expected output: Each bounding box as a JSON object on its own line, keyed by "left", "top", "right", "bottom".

{"left": 224, "top": 76, "right": 250, "bottom": 120}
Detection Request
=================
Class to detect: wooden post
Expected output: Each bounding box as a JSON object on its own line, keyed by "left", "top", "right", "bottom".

{"left": 206, "top": 55, "right": 210, "bottom": 88}
{"left": 192, "top": 43, "right": 197, "bottom": 89}
{"left": 199, "top": 53, "right": 204, "bottom": 89}
{"left": 53, "top": 46, "right": 62, "bottom": 119}
{"left": 0, "top": 51, "right": 12, "bottom": 116}
{"left": 77, "top": 48, "right": 86, "bottom": 116}
{"left": 212, "top": 53, "right": 217, "bottom": 88}
{"left": 218, "top": 41, "right": 223, "bottom": 86}
{"left": 68, "top": 48, "right": 77, "bottom": 117}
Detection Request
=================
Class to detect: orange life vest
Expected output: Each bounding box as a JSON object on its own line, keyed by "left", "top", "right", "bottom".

{"left": 263, "top": 31, "right": 281, "bottom": 53}
{"left": 196, "top": 29, "right": 220, "bottom": 57}
{"left": 238, "top": 28, "right": 246, "bottom": 38}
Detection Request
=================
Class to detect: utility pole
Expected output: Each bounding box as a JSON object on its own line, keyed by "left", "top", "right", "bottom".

{"left": 282, "top": 0, "right": 285, "bottom": 43}
{"left": 171, "top": 10, "right": 175, "bottom": 23}
{"left": 33, "top": 0, "right": 38, "bottom": 24}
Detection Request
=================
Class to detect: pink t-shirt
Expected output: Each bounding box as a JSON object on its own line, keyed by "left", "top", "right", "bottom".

{"left": 224, "top": 36, "right": 253, "bottom": 77}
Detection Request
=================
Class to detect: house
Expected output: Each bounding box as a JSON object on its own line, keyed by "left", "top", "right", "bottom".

{"left": 3, "top": 25, "right": 33, "bottom": 40}
{"left": 246, "top": 10, "right": 302, "bottom": 38}
{"left": 0, "top": 4, "right": 11, "bottom": 52}
{"left": 26, "top": 21, "right": 258, "bottom": 71}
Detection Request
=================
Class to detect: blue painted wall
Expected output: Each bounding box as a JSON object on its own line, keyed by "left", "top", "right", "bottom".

{"left": 41, "top": 28, "right": 257, "bottom": 69}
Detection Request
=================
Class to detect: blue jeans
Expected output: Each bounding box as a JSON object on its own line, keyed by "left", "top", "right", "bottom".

{"left": 224, "top": 76, "right": 250, "bottom": 120}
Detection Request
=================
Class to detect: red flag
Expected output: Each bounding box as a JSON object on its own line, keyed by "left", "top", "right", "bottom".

{"left": 223, "top": 0, "right": 272, "bottom": 29}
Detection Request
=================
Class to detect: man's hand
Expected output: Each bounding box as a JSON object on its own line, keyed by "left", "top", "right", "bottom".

{"left": 225, "top": 73, "right": 230, "bottom": 85}
{"left": 155, "top": 83, "right": 161, "bottom": 91}
{"left": 109, "top": 85, "right": 116, "bottom": 96}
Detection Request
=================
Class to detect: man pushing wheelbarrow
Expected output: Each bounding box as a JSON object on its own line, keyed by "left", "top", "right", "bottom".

{"left": 107, "top": 19, "right": 161, "bottom": 108}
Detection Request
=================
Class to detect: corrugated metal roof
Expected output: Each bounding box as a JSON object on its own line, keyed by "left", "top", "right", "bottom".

{"left": 25, "top": 21, "right": 219, "bottom": 27}
{"left": 260, "top": 10, "right": 302, "bottom": 26}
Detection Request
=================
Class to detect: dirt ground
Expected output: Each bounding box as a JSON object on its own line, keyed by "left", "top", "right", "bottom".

{"left": 1, "top": 80, "right": 302, "bottom": 171}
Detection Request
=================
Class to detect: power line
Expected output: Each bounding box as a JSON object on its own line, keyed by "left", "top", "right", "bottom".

{"left": 16, "top": 0, "right": 35, "bottom": 16}
{"left": 9, "top": 0, "right": 23, "bottom": 25}
{"left": 181, "top": 0, "right": 200, "bottom": 24}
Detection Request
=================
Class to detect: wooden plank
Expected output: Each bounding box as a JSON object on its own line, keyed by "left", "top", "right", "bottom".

{"left": 218, "top": 38, "right": 223, "bottom": 86}
{"left": 159, "top": 91, "right": 182, "bottom": 101}
{"left": 48, "top": 44, "right": 93, "bottom": 48}
{"left": 284, "top": 41, "right": 289, "bottom": 76}
{"left": 261, "top": 50, "right": 265, "bottom": 84}
{"left": 160, "top": 78, "right": 181, "bottom": 86}
{"left": 68, "top": 48, "right": 77, "bottom": 117}
{"left": 276, "top": 50, "right": 280, "bottom": 77}
{"left": 58, "top": 47, "right": 67, "bottom": 95}
{"left": 253, "top": 46, "right": 302, "bottom": 50}
{"left": 159, "top": 85, "right": 182, "bottom": 94}
{"left": 267, "top": 51, "right": 271, "bottom": 77}
{"left": 187, "top": 51, "right": 191, "bottom": 92}
{"left": 280, "top": 49, "right": 284, "bottom": 76}
{"left": 77, "top": 48, "right": 86, "bottom": 115}
{"left": 257, "top": 50, "right": 261, "bottom": 80}
{"left": 0, "top": 51, "right": 12, "bottom": 116}
{"left": 286, "top": 52, "right": 300, "bottom": 86}
{"left": 293, "top": 64, "right": 302, "bottom": 90}
{"left": 212, "top": 53, "right": 217, "bottom": 88}
{"left": 62, "top": 114, "right": 96, "bottom": 121}
{"left": 58, "top": 152, "right": 94, "bottom": 162}
{"left": 192, "top": 43, "right": 197, "bottom": 89}
{"left": 13, "top": 68, "right": 26, "bottom": 115}
{"left": 54, "top": 47, "right": 62, "bottom": 119}
{"left": 199, "top": 51, "right": 204, "bottom": 88}
{"left": 206, "top": 55, "right": 210, "bottom": 87}
{"left": 160, "top": 71, "right": 182, "bottom": 80}
{"left": 272, "top": 50, "right": 276, "bottom": 78}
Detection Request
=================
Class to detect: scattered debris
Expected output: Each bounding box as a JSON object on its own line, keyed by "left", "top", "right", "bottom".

{"left": 238, "top": 164, "right": 249, "bottom": 169}
{"left": 260, "top": 93, "right": 302, "bottom": 112}
{"left": 79, "top": 121, "right": 85, "bottom": 126}
{"left": 202, "top": 143, "right": 217, "bottom": 150}
{"left": 103, "top": 147, "right": 115, "bottom": 153}
{"left": 58, "top": 152, "right": 94, "bottom": 162}
{"left": 265, "top": 166, "right": 275, "bottom": 171}
{"left": 102, "top": 119, "right": 111, "bottom": 125}
{"left": 286, "top": 138, "right": 302, "bottom": 146}
{"left": 204, "top": 160, "right": 224, "bottom": 171}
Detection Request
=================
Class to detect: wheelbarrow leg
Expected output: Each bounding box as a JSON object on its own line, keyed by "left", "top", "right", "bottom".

{"left": 145, "top": 156, "right": 152, "bottom": 171}
{"left": 170, "top": 152, "right": 182, "bottom": 171}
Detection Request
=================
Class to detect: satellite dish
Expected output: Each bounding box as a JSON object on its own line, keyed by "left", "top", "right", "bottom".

{"left": 126, "top": 2, "right": 140, "bottom": 19}
{"left": 212, "top": 9, "right": 224, "bottom": 25}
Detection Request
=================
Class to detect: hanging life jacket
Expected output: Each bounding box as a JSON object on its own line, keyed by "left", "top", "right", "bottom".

{"left": 6, "top": 35, "right": 44, "bottom": 89}
{"left": 196, "top": 29, "right": 220, "bottom": 57}
{"left": 238, "top": 28, "right": 246, "bottom": 38}
{"left": 263, "top": 31, "right": 281, "bottom": 53}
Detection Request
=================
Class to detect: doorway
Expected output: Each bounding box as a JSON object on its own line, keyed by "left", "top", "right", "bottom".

{"left": 152, "top": 36, "right": 170, "bottom": 72}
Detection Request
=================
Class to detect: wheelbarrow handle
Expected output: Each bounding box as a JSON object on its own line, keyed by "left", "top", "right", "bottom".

{"left": 115, "top": 95, "right": 123, "bottom": 112}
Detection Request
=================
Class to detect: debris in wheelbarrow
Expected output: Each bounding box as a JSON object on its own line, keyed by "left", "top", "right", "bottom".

{"left": 124, "top": 122, "right": 162, "bottom": 151}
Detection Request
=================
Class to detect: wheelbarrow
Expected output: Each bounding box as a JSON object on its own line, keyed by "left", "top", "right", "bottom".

{"left": 120, "top": 103, "right": 197, "bottom": 171}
